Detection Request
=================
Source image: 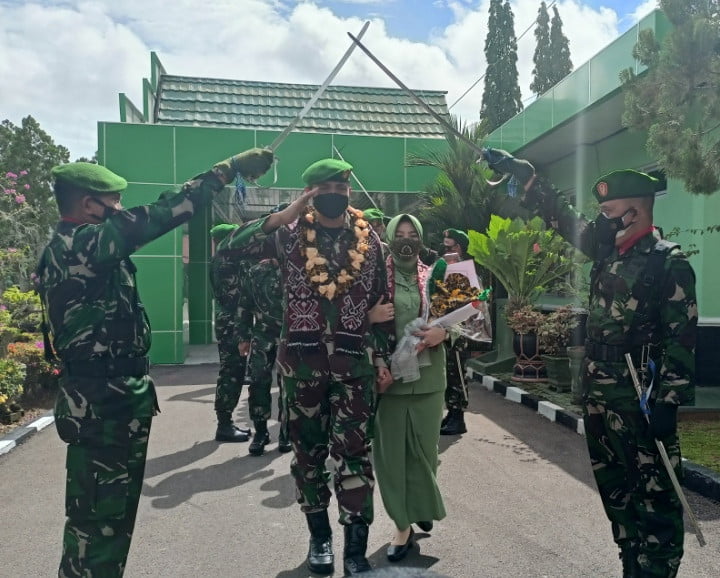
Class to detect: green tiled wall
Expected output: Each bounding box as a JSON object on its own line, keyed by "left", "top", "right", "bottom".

{"left": 99, "top": 121, "right": 443, "bottom": 362}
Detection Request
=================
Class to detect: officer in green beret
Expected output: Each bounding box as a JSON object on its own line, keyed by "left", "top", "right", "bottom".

{"left": 37, "top": 149, "right": 273, "bottom": 577}
{"left": 438, "top": 228, "right": 472, "bottom": 436}
{"left": 483, "top": 150, "right": 697, "bottom": 578}
{"left": 223, "top": 158, "right": 392, "bottom": 575}
{"left": 209, "top": 223, "right": 255, "bottom": 443}
{"left": 363, "top": 207, "right": 390, "bottom": 260}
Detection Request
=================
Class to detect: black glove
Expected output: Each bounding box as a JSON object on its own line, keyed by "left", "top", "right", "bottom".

{"left": 482, "top": 148, "right": 536, "bottom": 187}
{"left": 650, "top": 402, "right": 678, "bottom": 440}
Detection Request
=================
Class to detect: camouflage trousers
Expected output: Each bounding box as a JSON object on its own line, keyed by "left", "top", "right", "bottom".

{"left": 213, "top": 336, "right": 247, "bottom": 414}
{"left": 247, "top": 330, "right": 279, "bottom": 423}
{"left": 583, "top": 381, "right": 684, "bottom": 578}
{"left": 57, "top": 416, "right": 152, "bottom": 578}
{"left": 444, "top": 338, "right": 469, "bottom": 411}
{"left": 284, "top": 373, "right": 375, "bottom": 525}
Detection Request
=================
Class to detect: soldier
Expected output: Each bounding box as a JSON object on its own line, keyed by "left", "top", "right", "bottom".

{"left": 483, "top": 149, "right": 697, "bottom": 578}
{"left": 225, "top": 158, "right": 392, "bottom": 575}
{"left": 437, "top": 228, "right": 471, "bottom": 436}
{"left": 36, "top": 149, "right": 273, "bottom": 577}
{"left": 363, "top": 207, "right": 389, "bottom": 259}
{"left": 209, "top": 223, "right": 254, "bottom": 443}
{"left": 238, "top": 203, "right": 292, "bottom": 456}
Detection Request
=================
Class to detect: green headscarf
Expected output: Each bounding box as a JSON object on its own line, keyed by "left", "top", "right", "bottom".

{"left": 385, "top": 213, "right": 423, "bottom": 240}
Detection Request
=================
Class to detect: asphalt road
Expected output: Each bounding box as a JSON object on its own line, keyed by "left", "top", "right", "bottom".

{"left": 1, "top": 363, "right": 718, "bottom": 577}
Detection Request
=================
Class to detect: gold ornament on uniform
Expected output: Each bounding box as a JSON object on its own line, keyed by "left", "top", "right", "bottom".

{"left": 298, "top": 206, "right": 370, "bottom": 300}
{"left": 430, "top": 273, "right": 481, "bottom": 317}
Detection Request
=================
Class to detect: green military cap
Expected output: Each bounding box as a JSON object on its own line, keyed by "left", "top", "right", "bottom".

{"left": 301, "top": 158, "right": 353, "bottom": 187}
{"left": 592, "top": 169, "right": 659, "bottom": 202}
{"left": 51, "top": 162, "right": 127, "bottom": 194}
{"left": 443, "top": 228, "right": 469, "bottom": 251}
{"left": 209, "top": 223, "right": 239, "bottom": 240}
{"left": 362, "top": 207, "right": 386, "bottom": 222}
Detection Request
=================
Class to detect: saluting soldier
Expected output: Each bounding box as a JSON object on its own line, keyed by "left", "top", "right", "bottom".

{"left": 209, "top": 223, "right": 254, "bottom": 443}
{"left": 37, "top": 149, "right": 273, "bottom": 577}
{"left": 225, "top": 159, "right": 392, "bottom": 576}
{"left": 484, "top": 149, "right": 697, "bottom": 578}
{"left": 238, "top": 203, "right": 291, "bottom": 456}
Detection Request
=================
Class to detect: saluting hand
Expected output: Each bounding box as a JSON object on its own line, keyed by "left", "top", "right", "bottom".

{"left": 263, "top": 188, "right": 317, "bottom": 232}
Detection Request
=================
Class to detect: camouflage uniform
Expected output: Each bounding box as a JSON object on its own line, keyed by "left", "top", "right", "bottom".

{"left": 209, "top": 241, "right": 253, "bottom": 426}
{"left": 37, "top": 152, "right": 270, "bottom": 577}
{"left": 237, "top": 258, "right": 288, "bottom": 445}
{"left": 226, "top": 214, "right": 388, "bottom": 524}
{"left": 522, "top": 172, "right": 697, "bottom": 577}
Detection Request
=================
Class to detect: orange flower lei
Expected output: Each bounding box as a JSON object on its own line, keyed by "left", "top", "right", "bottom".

{"left": 298, "top": 206, "right": 371, "bottom": 300}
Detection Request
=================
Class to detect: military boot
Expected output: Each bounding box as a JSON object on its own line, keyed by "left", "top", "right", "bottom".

{"left": 619, "top": 542, "right": 640, "bottom": 578}
{"left": 277, "top": 427, "right": 292, "bottom": 453}
{"left": 215, "top": 411, "right": 250, "bottom": 442}
{"left": 440, "top": 409, "right": 467, "bottom": 435}
{"left": 305, "top": 510, "right": 334, "bottom": 574}
{"left": 343, "top": 522, "right": 372, "bottom": 575}
{"left": 248, "top": 420, "right": 270, "bottom": 456}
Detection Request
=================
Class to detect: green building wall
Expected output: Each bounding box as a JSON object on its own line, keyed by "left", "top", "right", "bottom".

{"left": 97, "top": 121, "right": 443, "bottom": 363}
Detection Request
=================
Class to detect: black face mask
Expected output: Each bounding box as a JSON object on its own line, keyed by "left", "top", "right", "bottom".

{"left": 389, "top": 238, "right": 422, "bottom": 260}
{"left": 594, "top": 209, "right": 636, "bottom": 245}
{"left": 89, "top": 197, "right": 118, "bottom": 222}
{"left": 313, "top": 193, "right": 349, "bottom": 219}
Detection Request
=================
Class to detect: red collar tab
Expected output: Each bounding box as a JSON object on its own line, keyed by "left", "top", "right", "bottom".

{"left": 619, "top": 225, "right": 656, "bottom": 255}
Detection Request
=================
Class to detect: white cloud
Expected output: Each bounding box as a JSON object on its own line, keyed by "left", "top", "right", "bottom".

{"left": 1, "top": 0, "right": 642, "bottom": 159}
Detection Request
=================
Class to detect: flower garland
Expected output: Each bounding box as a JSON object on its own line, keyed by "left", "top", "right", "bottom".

{"left": 298, "top": 206, "right": 370, "bottom": 300}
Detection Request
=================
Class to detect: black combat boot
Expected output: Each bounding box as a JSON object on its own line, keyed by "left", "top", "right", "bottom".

{"left": 343, "top": 522, "right": 372, "bottom": 575}
{"left": 440, "top": 410, "right": 451, "bottom": 428}
{"left": 277, "top": 428, "right": 292, "bottom": 453}
{"left": 248, "top": 420, "right": 270, "bottom": 456}
{"left": 619, "top": 542, "right": 640, "bottom": 578}
{"left": 440, "top": 409, "right": 467, "bottom": 435}
{"left": 215, "top": 411, "right": 250, "bottom": 442}
{"left": 305, "top": 510, "right": 334, "bottom": 574}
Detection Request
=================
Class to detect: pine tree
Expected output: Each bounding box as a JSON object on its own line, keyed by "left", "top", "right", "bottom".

{"left": 621, "top": 0, "right": 720, "bottom": 194}
{"left": 549, "top": 5, "right": 573, "bottom": 85}
{"left": 530, "top": 1, "right": 553, "bottom": 96}
{"left": 480, "top": 0, "right": 524, "bottom": 132}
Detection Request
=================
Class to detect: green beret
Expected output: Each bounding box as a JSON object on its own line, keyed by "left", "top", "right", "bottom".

{"left": 209, "top": 223, "right": 239, "bottom": 240}
{"left": 443, "top": 228, "right": 469, "bottom": 251}
{"left": 362, "top": 208, "right": 386, "bottom": 222}
{"left": 592, "top": 169, "right": 659, "bottom": 202}
{"left": 51, "top": 162, "right": 127, "bottom": 194}
{"left": 302, "top": 158, "right": 353, "bottom": 186}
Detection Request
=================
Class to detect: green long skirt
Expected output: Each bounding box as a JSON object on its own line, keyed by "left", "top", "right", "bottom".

{"left": 373, "top": 390, "right": 447, "bottom": 530}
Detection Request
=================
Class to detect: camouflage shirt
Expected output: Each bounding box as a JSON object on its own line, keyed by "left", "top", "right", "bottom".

{"left": 531, "top": 184, "right": 697, "bottom": 405}
{"left": 237, "top": 258, "right": 283, "bottom": 341}
{"left": 209, "top": 238, "right": 254, "bottom": 344}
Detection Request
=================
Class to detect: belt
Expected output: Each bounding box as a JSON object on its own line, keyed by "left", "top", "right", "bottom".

{"left": 584, "top": 340, "right": 639, "bottom": 363}
{"left": 63, "top": 356, "right": 150, "bottom": 378}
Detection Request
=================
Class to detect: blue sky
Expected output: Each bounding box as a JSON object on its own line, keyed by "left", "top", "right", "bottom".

{"left": 1, "top": 0, "right": 658, "bottom": 158}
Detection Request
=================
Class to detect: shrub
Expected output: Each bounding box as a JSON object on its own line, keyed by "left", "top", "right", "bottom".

{"left": 0, "top": 357, "right": 26, "bottom": 412}
{"left": 6, "top": 340, "right": 60, "bottom": 400}
{"left": 1, "top": 286, "right": 42, "bottom": 333}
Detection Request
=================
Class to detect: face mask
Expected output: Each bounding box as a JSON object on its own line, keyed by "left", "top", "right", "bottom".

{"left": 594, "top": 209, "right": 636, "bottom": 245}
{"left": 313, "top": 193, "right": 349, "bottom": 219}
{"left": 389, "top": 238, "right": 422, "bottom": 260}
{"left": 89, "top": 197, "right": 118, "bottom": 222}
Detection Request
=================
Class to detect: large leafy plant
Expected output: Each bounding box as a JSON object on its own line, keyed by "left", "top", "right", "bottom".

{"left": 467, "top": 215, "right": 576, "bottom": 315}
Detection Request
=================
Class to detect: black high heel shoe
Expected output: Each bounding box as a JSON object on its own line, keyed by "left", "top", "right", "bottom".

{"left": 386, "top": 527, "right": 414, "bottom": 562}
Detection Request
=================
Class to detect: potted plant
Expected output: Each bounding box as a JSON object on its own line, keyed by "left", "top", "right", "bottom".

{"left": 505, "top": 304, "right": 547, "bottom": 381}
{"left": 538, "top": 305, "right": 580, "bottom": 392}
{"left": 468, "top": 215, "right": 576, "bottom": 381}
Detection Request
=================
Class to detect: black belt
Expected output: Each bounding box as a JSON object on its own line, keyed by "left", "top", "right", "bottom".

{"left": 63, "top": 356, "right": 150, "bottom": 378}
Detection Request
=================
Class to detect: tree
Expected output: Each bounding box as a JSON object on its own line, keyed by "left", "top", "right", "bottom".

{"left": 548, "top": 5, "right": 573, "bottom": 86}
{"left": 620, "top": 0, "right": 720, "bottom": 194}
{"left": 0, "top": 116, "right": 70, "bottom": 290}
{"left": 480, "top": 0, "right": 523, "bottom": 132}
{"left": 530, "top": 1, "right": 553, "bottom": 96}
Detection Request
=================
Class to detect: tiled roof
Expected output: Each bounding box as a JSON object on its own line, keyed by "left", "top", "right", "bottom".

{"left": 155, "top": 75, "right": 449, "bottom": 137}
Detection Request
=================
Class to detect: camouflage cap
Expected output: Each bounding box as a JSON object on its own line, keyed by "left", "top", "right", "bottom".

{"left": 362, "top": 207, "right": 386, "bottom": 222}
{"left": 209, "top": 223, "right": 239, "bottom": 240}
{"left": 51, "top": 162, "right": 127, "bottom": 194}
{"left": 301, "top": 158, "right": 353, "bottom": 187}
{"left": 592, "top": 169, "right": 659, "bottom": 202}
{"left": 443, "top": 228, "right": 469, "bottom": 251}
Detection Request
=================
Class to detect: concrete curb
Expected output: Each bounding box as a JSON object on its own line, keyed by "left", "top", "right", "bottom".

{"left": 0, "top": 411, "right": 55, "bottom": 456}
{"left": 468, "top": 368, "right": 720, "bottom": 503}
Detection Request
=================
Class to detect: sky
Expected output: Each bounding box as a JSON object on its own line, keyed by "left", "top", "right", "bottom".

{"left": 0, "top": 0, "right": 659, "bottom": 160}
